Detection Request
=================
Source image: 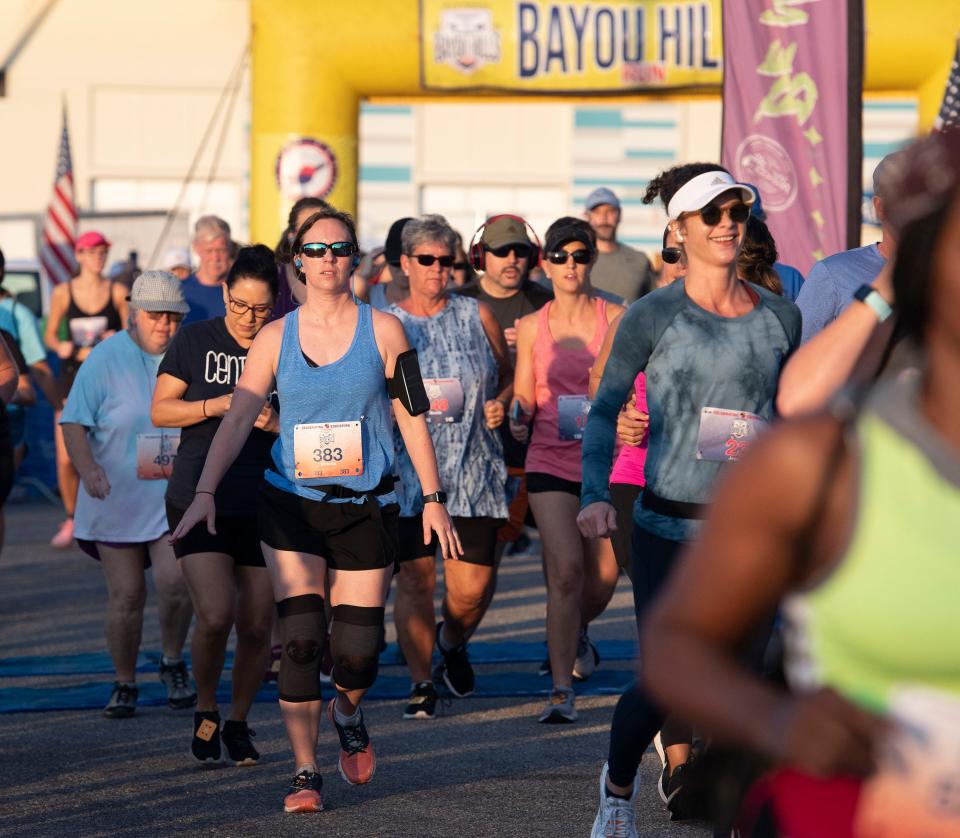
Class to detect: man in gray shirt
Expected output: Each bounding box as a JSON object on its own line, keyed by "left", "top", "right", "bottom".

{"left": 584, "top": 187, "right": 654, "bottom": 304}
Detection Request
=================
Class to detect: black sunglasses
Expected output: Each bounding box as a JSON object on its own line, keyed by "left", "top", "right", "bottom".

{"left": 661, "top": 247, "right": 682, "bottom": 264}
{"left": 697, "top": 202, "right": 751, "bottom": 226}
{"left": 485, "top": 243, "right": 532, "bottom": 259}
{"left": 300, "top": 241, "right": 357, "bottom": 259}
{"left": 545, "top": 249, "right": 591, "bottom": 265}
{"left": 410, "top": 253, "right": 455, "bottom": 268}
{"left": 453, "top": 261, "right": 468, "bottom": 271}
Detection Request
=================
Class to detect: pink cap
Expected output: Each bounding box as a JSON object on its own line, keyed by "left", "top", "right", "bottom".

{"left": 75, "top": 231, "right": 111, "bottom": 251}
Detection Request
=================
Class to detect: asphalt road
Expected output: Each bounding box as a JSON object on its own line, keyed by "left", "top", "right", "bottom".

{"left": 0, "top": 500, "right": 710, "bottom": 838}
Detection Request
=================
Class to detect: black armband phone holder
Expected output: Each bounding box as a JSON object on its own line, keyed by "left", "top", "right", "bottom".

{"left": 387, "top": 349, "right": 430, "bottom": 416}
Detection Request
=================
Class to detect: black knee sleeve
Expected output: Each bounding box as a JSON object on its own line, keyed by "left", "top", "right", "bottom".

{"left": 276, "top": 594, "right": 327, "bottom": 702}
{"left": 330, "top": 604, "right": 384, "bottom": 690}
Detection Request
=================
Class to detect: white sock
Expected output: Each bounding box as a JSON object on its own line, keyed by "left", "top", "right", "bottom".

{"left": 333, "top": 698, "right": 362, "bottom": 727}
{"left": 296, "top": 763, "right": 317, "bottom": 775}
{"left": 161, "top": 654, "right": 183, "bottom": 666}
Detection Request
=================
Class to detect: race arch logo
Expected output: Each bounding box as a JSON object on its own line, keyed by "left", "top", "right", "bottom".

{"left": 276, "top": 138, "right": 337, "bottom": 202}
{"left": 734, "top": 135, "right": 798, "bottom": 213}
{"left": 433, "top": 8, "right": 501, "bottom": 74}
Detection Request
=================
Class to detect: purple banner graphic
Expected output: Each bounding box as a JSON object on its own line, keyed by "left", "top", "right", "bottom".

{"left": 721, "top": 0, "right": 862, "bottom": 274}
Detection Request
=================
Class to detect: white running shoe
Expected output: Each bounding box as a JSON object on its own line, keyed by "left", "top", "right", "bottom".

{"left": 538, "top": 687, "right": 577, "bottom": 724}
{"left": 573, "top": 627, "right": 600, "bottom": 681}
{"left": 590, "top": 762, "right": 638, "bottom": 838}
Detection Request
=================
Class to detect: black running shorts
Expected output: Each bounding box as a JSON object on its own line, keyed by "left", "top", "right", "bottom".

{"left": 257, "top": 482, "right": 399, "bottom": 572}
{"left": 166, "top": 502, "right": 266, "bottom": 568}
{"left": 396, "top": 513, "right": 503, "bottom": 567}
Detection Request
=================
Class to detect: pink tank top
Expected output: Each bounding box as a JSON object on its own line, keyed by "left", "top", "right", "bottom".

{"left": 609, "top": 373, "right": 648, "bottom": 487}
{"left": 525, "top": 298, "right": 609, "bottom": 483}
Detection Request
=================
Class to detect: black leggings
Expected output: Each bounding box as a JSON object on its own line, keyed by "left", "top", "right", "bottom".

{"left": 608, "top": 482, "right": 641, "bottom": 579}
{"left": 607, "top": 526, "right": 684, "bottom": 787}
{"left": 607, "top": 525, "right": 773, "bottom": 788}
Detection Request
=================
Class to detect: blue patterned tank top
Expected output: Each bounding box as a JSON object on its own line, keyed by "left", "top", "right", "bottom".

{"left": 265, "top": 303, "right": 397, "bottom": 506}
{"left": 389, "top": 294, "right": 507, "bottom": 519}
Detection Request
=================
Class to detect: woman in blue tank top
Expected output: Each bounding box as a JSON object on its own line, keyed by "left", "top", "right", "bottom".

{"left": 170, "top": 207, "right": 461, "bottom": 815}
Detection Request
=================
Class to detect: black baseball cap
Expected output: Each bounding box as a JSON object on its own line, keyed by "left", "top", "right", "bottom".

{"left": 384, "top": 217, "right": 413, "bottom": 266}
{"left": 544, "top": 217, "right": 596, "bottom": 254}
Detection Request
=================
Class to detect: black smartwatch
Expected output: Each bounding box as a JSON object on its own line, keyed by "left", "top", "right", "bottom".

{"left": 422, "top": 491, "right": 447, "bottom": 505}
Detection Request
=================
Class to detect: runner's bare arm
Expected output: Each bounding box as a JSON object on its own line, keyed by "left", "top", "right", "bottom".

{"left": 590, "top": 311, "right": 647, "bottom": 446}
{"left": 152, "top": 373, "right": 232, "bottom": 428}
{"left": 43, "top": 283, "right": 72, "bottom": 356}
{"left": 508, "top": 313, "right": 537, "bottom": 443}
{"left": 0, "top": 338, "right": 18, "bottom": 405}
{"left": 60, "top": 422, "right": 111, "bottom": 499}
{"left": 588, "top": 311, "right": 620, "bottom": 398}
{"left": 777, "top": 263, "right": 895, "bottom": 417}
{"left": 112, "top": 282, "right": 130, "bottom": 326}
{"left": 169, "top": 321, "right": 281, "bottom": 541}
{"left": 373, "top": 310, "right": 463, "bottom": 559}
{"left": 642, "top": 415, "right": 886, "bottom": 776}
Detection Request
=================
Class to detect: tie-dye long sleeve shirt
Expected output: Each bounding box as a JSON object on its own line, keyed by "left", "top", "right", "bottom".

{"left": 581, "top": 279, "right": 801, "bottom": 543}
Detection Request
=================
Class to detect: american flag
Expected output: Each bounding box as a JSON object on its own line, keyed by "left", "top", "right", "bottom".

{"left": 934, "top": 35, "right": 959, "bottom": 131}
{"left": 40, "top": 107, "right": 77, "bottom": 285}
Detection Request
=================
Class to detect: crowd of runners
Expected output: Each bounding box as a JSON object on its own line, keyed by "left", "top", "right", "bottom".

{"left": 1, "top": 125, "right": 957, "bottom": 835}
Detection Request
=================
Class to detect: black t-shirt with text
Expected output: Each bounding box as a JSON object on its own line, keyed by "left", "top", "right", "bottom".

{"left": 455, "top": 279, "right": 553, "bottom": 469}
{"left": 158, "top": 317, "right": 275, "bottom": 515}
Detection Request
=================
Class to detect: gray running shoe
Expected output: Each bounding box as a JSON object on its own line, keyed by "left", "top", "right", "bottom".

{"left": 590, "top": 762, "right": 638, "bottom": 838}
{"left": 538, "top": 686, "right": 577, "bottom": 724}
{"left": 159, "top": 659, "right": 197, "bottom": 709}
{"left": 572, "top": 627, "right": 600, "bottom": 681}
{"left": 103, "top": 681, "right": 138, "bottom": 719}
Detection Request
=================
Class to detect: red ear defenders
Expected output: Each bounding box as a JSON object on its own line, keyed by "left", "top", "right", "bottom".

{"left": 468, "top": 214, "right": 541, "bottom": 272}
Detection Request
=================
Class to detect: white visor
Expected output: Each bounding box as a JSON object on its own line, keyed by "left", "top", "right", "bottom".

{"left": 666, "top": 171, "right": 756, "bottom": 220}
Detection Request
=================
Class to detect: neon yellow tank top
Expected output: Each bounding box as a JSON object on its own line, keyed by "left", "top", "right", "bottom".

{"left": 783, "top": 377, "right": 960, "bottom": 713}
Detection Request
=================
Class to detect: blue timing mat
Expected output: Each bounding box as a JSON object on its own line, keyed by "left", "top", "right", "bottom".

{"left": 0, "top": 640, "right": 637, "bottom": 713}
{"left": 0, "top": 669, "right": 634, "bottom": 714}
{"left": 0, "top": 639, "right": 637, "bottom": 678}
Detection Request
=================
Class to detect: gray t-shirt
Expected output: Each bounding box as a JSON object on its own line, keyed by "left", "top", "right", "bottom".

{"left": 591, "top": 243, "right": 654, "bottom": 304}
{"left": 795, "top": 243, "right": 885, "bottom": 343}
{"left": 582, "top": 279, "right": 801, "bottom": 542}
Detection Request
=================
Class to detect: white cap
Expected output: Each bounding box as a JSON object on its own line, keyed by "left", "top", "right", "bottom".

{"left": 666, "top": 171, "right": 756, "bottom": 220}
{"left": 160, "top": 247, "right": 191, "bottom": 272}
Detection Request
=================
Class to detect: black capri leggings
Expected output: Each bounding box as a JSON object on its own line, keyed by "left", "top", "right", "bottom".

{"left": 609, "top": 482, "right": 641, "bottom": 579}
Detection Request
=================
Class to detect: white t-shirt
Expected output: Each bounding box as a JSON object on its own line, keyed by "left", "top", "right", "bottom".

{"left": 60, "top": 331, "right": 171, "bottom": 542}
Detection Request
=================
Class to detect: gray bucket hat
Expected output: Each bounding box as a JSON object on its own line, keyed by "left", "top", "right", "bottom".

{"left": 127, "top": 270, "right": 190, "bottom": 314}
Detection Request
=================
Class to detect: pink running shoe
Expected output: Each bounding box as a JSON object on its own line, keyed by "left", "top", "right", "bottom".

{"left": 50, "top": 518, "right": 74, "bottom": 549}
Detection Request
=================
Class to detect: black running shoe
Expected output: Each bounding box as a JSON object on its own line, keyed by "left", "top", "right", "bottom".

{"left": 507, "top": 532, "right": 532, "bottom": 555}
{"left": 103, "top": 681, "right": 138, "bottom": 719}
{"left": 159, "top": 659, "right": 197, "bottom": 709}
{"left": 191, "top": 711, "right": 223, "bottom": 766}
{"left": 433, "top": 622, "right": 475, "bottom": 698}
{"left": 221, "top": 719, "right": 259, "bottom": 766}
{"left": 403, "top": 681, "right": 438, "bottom": 720}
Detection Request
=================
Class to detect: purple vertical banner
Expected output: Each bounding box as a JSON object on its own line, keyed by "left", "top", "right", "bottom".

{"left": 721, "top": 0, "right": 863, "bottom": 274}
